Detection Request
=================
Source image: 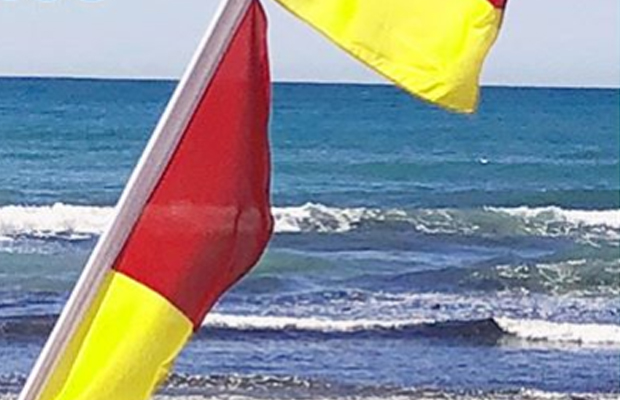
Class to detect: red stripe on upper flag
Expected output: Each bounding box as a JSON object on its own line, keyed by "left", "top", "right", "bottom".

{"left": 113, "top": 0, "right": 272, "bottom": 327}
{"left": 486, "top": 0, "right": 507, "bottom": 9}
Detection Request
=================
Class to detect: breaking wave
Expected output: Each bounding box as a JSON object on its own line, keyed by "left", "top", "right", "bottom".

{"left": 200, "top": 314, "right": 620, "bottom": 346}
{"left": 0, "top": 203, "right": 112, "bottom": 241}
{"left": 495, "top": 317, "right": 620, "bottom": 346}
{"left": 0, "top": 203, "right": 618, "bottom": 242}
{"left": 3, "top": 314, "right": 618, "bottom": 346}
{"left": 273, "top": 204, "right": 620, "bottom": 242}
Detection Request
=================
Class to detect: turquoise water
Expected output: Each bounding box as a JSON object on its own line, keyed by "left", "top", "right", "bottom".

{"left": 0, "top": 78, "right": 618, "bottom": 399}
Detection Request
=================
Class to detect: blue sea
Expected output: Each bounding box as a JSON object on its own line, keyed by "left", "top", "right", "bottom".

{"left": 0, "top": 78, "right": 618, "bottom": 400}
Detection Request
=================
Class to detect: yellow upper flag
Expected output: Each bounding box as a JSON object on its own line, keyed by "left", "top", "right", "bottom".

{"left": 274, "top": 0, "right": 506, "bottom": 113}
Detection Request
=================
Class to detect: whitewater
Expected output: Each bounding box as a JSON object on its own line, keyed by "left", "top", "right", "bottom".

{"left": 1, "top": 202, "right": 618, "bottom": 240}
{"left": 198, "top": 314, "right": 620, "bottom": 346}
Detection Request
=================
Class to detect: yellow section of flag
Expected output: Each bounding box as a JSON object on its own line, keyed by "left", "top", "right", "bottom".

{"left": 38, "top": 272, "right": 192, "bottom": 400}
{"left": 275, "top": 0, "right": 503, "bottom": 113}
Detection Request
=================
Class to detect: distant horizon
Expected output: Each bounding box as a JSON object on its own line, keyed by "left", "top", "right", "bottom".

{"left": 0, "top": 0, "right": 618, "bottom": 88}
{"left": 1, "top": 73, "right": 619, "bottom": 91}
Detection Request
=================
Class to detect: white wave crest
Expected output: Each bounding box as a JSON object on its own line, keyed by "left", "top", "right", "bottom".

{"left": 492, "top": 206, "right": 620, "bottom": 229}
{"left": 0, "top": 203, "right": 113, "bottom": 239}
{"left": 487, "top": 206, "right": 620, "bottom": 243}
{"left": 204, "top": 313, "right": 427, "bottom": 332}
{"left": 204, "top": 314, "right": 620, "bottom": 347}
{"left": 496, "top": 317, "right": 620, "bottom": 346}
{"left": 273, "top": 203, "right": 620, "bottom": 239}
{"left": 0, "top": 202, "right": 618, "bottom": 239}
{"left": 272, "top": 203, "right": 396, "bottom": 233}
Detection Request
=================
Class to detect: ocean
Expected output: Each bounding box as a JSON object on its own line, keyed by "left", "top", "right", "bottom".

{"left": 0, "top": 78, "right": 618, "bottom": 399}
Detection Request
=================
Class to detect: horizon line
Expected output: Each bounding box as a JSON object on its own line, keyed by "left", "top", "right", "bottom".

{"left": 0, "top": 73, "right": 618, "bottom": 90}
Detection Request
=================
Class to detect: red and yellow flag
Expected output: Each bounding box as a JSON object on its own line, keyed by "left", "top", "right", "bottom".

{"left": 20, "top": 1, "right": 510, "bottom": 399}
{"left": 274, "top": 0, "right": 507, "bottom": 112}
{"left": 25, "top": 1, "right": 271, "bottom": 399}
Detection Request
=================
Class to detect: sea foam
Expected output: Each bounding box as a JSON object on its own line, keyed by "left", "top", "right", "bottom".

{"left": 492, "top": 206, "right": 620, "bottom": 229}
{"left": 203, "top": 313, "right": 429, "bottom": 332}
{"left": 495, "top": 317, "right": 620, "bottom": 346}
{"left": 201, "top": 313, "right": 620, "bottom": 346}
{"left": 0, "top": 203, "right": 112, "bottom": 240}
{"left": 0, "top": 203, "right": 618, "bottom": 241}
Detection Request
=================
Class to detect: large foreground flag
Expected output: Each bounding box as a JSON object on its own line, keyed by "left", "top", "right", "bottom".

{"left": 274, "top": 0, "right": 506, "bottom": 112}
{"left": 19, "top": 1, "right": 271, "bottom": 399}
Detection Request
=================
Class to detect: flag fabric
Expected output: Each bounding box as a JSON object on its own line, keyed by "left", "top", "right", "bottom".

{"left": 20, "top": 0, "right": 511, "bottom": 399}
{"left": 274, "top": 0, "right": 506, "bottom": 113}
{"left": 32, "top": 1, "right": 272, "bottom": 399}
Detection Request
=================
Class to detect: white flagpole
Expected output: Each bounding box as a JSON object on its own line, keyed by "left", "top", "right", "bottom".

{"left": 17, "top": 0, "right": 252, "bottom": 398}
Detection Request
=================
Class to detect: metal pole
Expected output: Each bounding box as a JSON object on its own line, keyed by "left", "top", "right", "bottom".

{"left": 17, "top": 0, "right": 252, "bottom": 398}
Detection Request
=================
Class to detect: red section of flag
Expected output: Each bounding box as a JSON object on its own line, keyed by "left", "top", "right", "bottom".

{"left": 113, "top": 0, "right": 272, "bottom": 327}
{"left": 486, "top": 0, "right": 507, "bottom": 9}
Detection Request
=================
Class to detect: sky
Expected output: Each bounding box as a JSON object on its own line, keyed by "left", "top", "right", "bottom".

{"left": 0, "top": 0, "right": 618, "bottom": 87}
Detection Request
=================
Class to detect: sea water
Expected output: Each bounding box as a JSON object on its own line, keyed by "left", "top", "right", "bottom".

{"left": 0, "top": 78, "right": 618, "bottom": 399}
